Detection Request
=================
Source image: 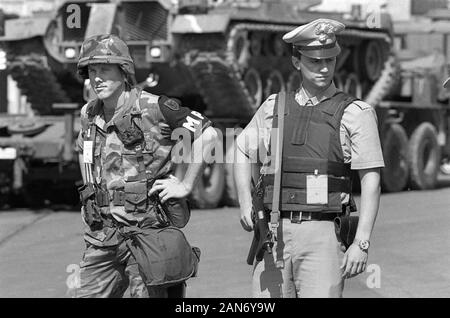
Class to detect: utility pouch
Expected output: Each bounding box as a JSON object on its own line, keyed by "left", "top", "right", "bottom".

{"left": 114, "top": 113, "right": 144, "bottom": 148}
{"left": 95, "top": 187, "right": 110, "bottom": 207}
{"left": 79, "top": 183, "right": 95, "bottom": 204}
{"left": 124, "top": 180, "right": 148, "bottom": 213}
{"left": 334, "top": 215, "right": 359, "bottom": 249}
{"left": 162, "top": 198, "right": 191, "bottom": 229}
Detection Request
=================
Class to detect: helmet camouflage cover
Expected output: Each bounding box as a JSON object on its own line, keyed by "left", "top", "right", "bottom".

{"left": 77, "top": 34, "right": 136, "bottom": 83}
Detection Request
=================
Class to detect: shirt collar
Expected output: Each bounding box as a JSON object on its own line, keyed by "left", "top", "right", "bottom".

{"left": 91, "top": 89, "right": 138, "bottom": 130}
{"left": 296, "top": 82, "right": 337, "bottom": 106}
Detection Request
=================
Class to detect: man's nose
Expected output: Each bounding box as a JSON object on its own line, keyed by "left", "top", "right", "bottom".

{"left": 319, "top": 62, "right": 329, "bottom": 72}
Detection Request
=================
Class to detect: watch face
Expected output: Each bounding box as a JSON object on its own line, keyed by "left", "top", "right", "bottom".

{"left": 359, "top": 240, "right": 370, "bottom": 250}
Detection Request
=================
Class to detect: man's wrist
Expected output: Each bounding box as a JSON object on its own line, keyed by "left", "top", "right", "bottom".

{"left": 181, "top": 181, "right": 193, "bottom": 194}
{"left": 353, "top": 238, "right": 370, "bottom": 252}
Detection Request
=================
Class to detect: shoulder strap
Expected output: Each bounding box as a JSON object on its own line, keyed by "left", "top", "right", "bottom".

{"left": 270, "top": 92, "right": 286, "bottom": 233}
{"left": 319, "top": 91, "right": 357, "bottom": 130}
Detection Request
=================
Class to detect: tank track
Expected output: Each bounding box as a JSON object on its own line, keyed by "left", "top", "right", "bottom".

{"left": 183, "top": 22, "right": 396, "bottom": 118}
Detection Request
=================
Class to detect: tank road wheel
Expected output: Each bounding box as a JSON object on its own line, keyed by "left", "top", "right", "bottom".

{"left": 232, "top": 31, "right": 250, "bottom": 69}
{"left": 381, "top": 124, "right": 409, "bottom": 192}
{"left": 264, "top": 70, "right": 286, "bottom": 99}
{"left": 286, "top": 71, "right": 302, "bottom": 92}
{"left": 244, "top": 68, "right": 263, "bottom": 111}
{"left": 344, "top": 73, "right": 363, "bottom": 99}
{"left": 249, "top": 33, "right": 263, "bottom": 57}
{"left": 408, "top": 123, "right": 441, "bottom": 190}
{"left": 355, "top": 40, "right": 385, "bottom": 82}
{"left": 268, "top": 34, "right": 288, "bottom": 57}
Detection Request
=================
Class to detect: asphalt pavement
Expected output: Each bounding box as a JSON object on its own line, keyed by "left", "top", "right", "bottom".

{"left": 1, "top": 176, "right": 449, "bottom": 298}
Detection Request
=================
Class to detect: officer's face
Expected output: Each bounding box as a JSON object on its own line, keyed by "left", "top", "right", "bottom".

{"left": 295, "top": 55, "right": 336, "bottom": 90}
{"left": 88, "top": 64, "right": 125, "bottom": 100}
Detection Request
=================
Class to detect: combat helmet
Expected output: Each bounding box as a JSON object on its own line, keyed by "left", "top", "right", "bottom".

{"left": 77, "top": 34, "right": 136, "bottom": 86}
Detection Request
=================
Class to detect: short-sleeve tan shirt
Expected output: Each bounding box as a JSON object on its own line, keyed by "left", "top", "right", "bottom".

{"left": 236, "top": 83, "right": 385, "bottom": 170}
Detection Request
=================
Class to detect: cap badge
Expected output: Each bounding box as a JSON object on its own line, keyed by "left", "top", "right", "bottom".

{"left": 315, "top": 22, "right": 335, "bottom": 44}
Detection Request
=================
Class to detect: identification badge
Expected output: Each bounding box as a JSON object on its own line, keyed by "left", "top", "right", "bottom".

{"left": 306, "top": 174, "right": 328, "bottom": 204}
{"left": 83, "top": 141, "right": 94, "bottom": 164}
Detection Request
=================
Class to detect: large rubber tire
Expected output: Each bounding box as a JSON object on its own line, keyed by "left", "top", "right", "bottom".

{"left": 223, "top": 137, "right": 239, "bottom": 207}
{"left": 175, "top": 137, "right": 226, "bottom": 209}
{"left": 191, "top": 162, "right": 225, "bottom": 209}
{"left": 408, "top": 123, "right": 441, "bottom": 190}
{"left": 8, "top": 53, "right": 70, "bottom": 115}
{"left": 381, "top": 124, "right": 409, "bottom": 192}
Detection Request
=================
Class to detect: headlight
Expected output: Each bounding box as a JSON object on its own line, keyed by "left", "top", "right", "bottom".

{"left": 64, "top": 47, "right": 77, "bottom": 59}
{"left": 149, "top": 47, "right": 162, "bottom": 58}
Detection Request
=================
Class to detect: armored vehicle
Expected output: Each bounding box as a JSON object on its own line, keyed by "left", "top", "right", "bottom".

{"left": 41, "top": 0, "right": 397, "bottom": 208}
{"left": 0, "top": 15, "right": 81, "bottom": 208}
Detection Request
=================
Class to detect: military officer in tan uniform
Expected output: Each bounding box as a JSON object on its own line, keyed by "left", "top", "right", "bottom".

{"left": 234, "top": 19, "right": 384, "bottom": 298}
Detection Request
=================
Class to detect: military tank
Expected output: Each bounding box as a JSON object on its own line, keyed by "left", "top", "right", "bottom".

{"left": 42, "top": 0, "right": 397, "bottom": 208}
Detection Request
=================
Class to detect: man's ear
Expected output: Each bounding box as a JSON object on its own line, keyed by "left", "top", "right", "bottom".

{"left": 292, "top": 56, "right": 301, "bottom": 70}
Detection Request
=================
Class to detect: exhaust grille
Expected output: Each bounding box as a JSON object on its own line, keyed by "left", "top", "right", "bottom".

{"left": 121, "top": 2, "right": 168, "bottom": 41}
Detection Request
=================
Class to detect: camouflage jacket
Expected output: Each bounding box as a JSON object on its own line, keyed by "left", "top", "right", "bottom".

{"left": 76, "top": 88, "right": 210, "bottom": 246}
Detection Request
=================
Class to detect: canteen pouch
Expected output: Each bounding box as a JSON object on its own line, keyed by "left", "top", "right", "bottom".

{"left": 162, "top": 198, "right": 191, "bottom": 228}
{"left": 114, "top": 112, "right": 144, "bottom": 148}
{"left": 124, "top": 180, "right": 148, "bottom": 213}
{"left": 334, "top": 215, "right": 359, "bottom": 249}
{"left": 121, "top": 226, "right": 201, "bottom": 288}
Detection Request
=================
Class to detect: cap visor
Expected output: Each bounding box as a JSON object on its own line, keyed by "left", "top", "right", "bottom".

{"left": 443, "top": 77, "right": 450, "bottom": 88}
{"left": 299, "top": 45, "right": 341, "bottom": 59}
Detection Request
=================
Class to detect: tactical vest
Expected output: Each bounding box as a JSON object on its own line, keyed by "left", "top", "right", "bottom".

{"left": 82, "top": 88, "right": 174, "bottom": 216}
{"left": 262, "top": 91, "right": 356, "bottom": 213}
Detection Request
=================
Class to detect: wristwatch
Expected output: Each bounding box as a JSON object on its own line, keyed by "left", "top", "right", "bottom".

{"left": 357, "top": 239, "right": 370, "bottom": 252}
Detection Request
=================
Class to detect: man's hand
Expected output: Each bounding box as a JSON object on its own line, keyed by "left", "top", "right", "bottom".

{"left": 240, "top": 208, "right": 254, "bottom": 232}
{"left": 148, "top": 175, "right": 191, "bottom": 203}
{"left": 341, "top": 243, "right": 368, "bottom": 279}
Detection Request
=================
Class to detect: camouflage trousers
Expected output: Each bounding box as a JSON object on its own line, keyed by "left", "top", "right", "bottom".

{"left": 69, "top": 240, "right": 186, "bottom": 298}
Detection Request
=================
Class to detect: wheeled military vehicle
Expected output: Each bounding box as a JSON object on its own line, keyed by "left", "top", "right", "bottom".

{"left": 0, "top": 15, "right": 81, "bottom": 208}
{"left": 376, "top": 16, "right": 450, "bottom": 192}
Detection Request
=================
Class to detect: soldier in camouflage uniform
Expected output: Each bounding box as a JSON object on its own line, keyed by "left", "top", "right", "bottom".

{"left": 71, "top": 34, "right": 217, "bottom": 298}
